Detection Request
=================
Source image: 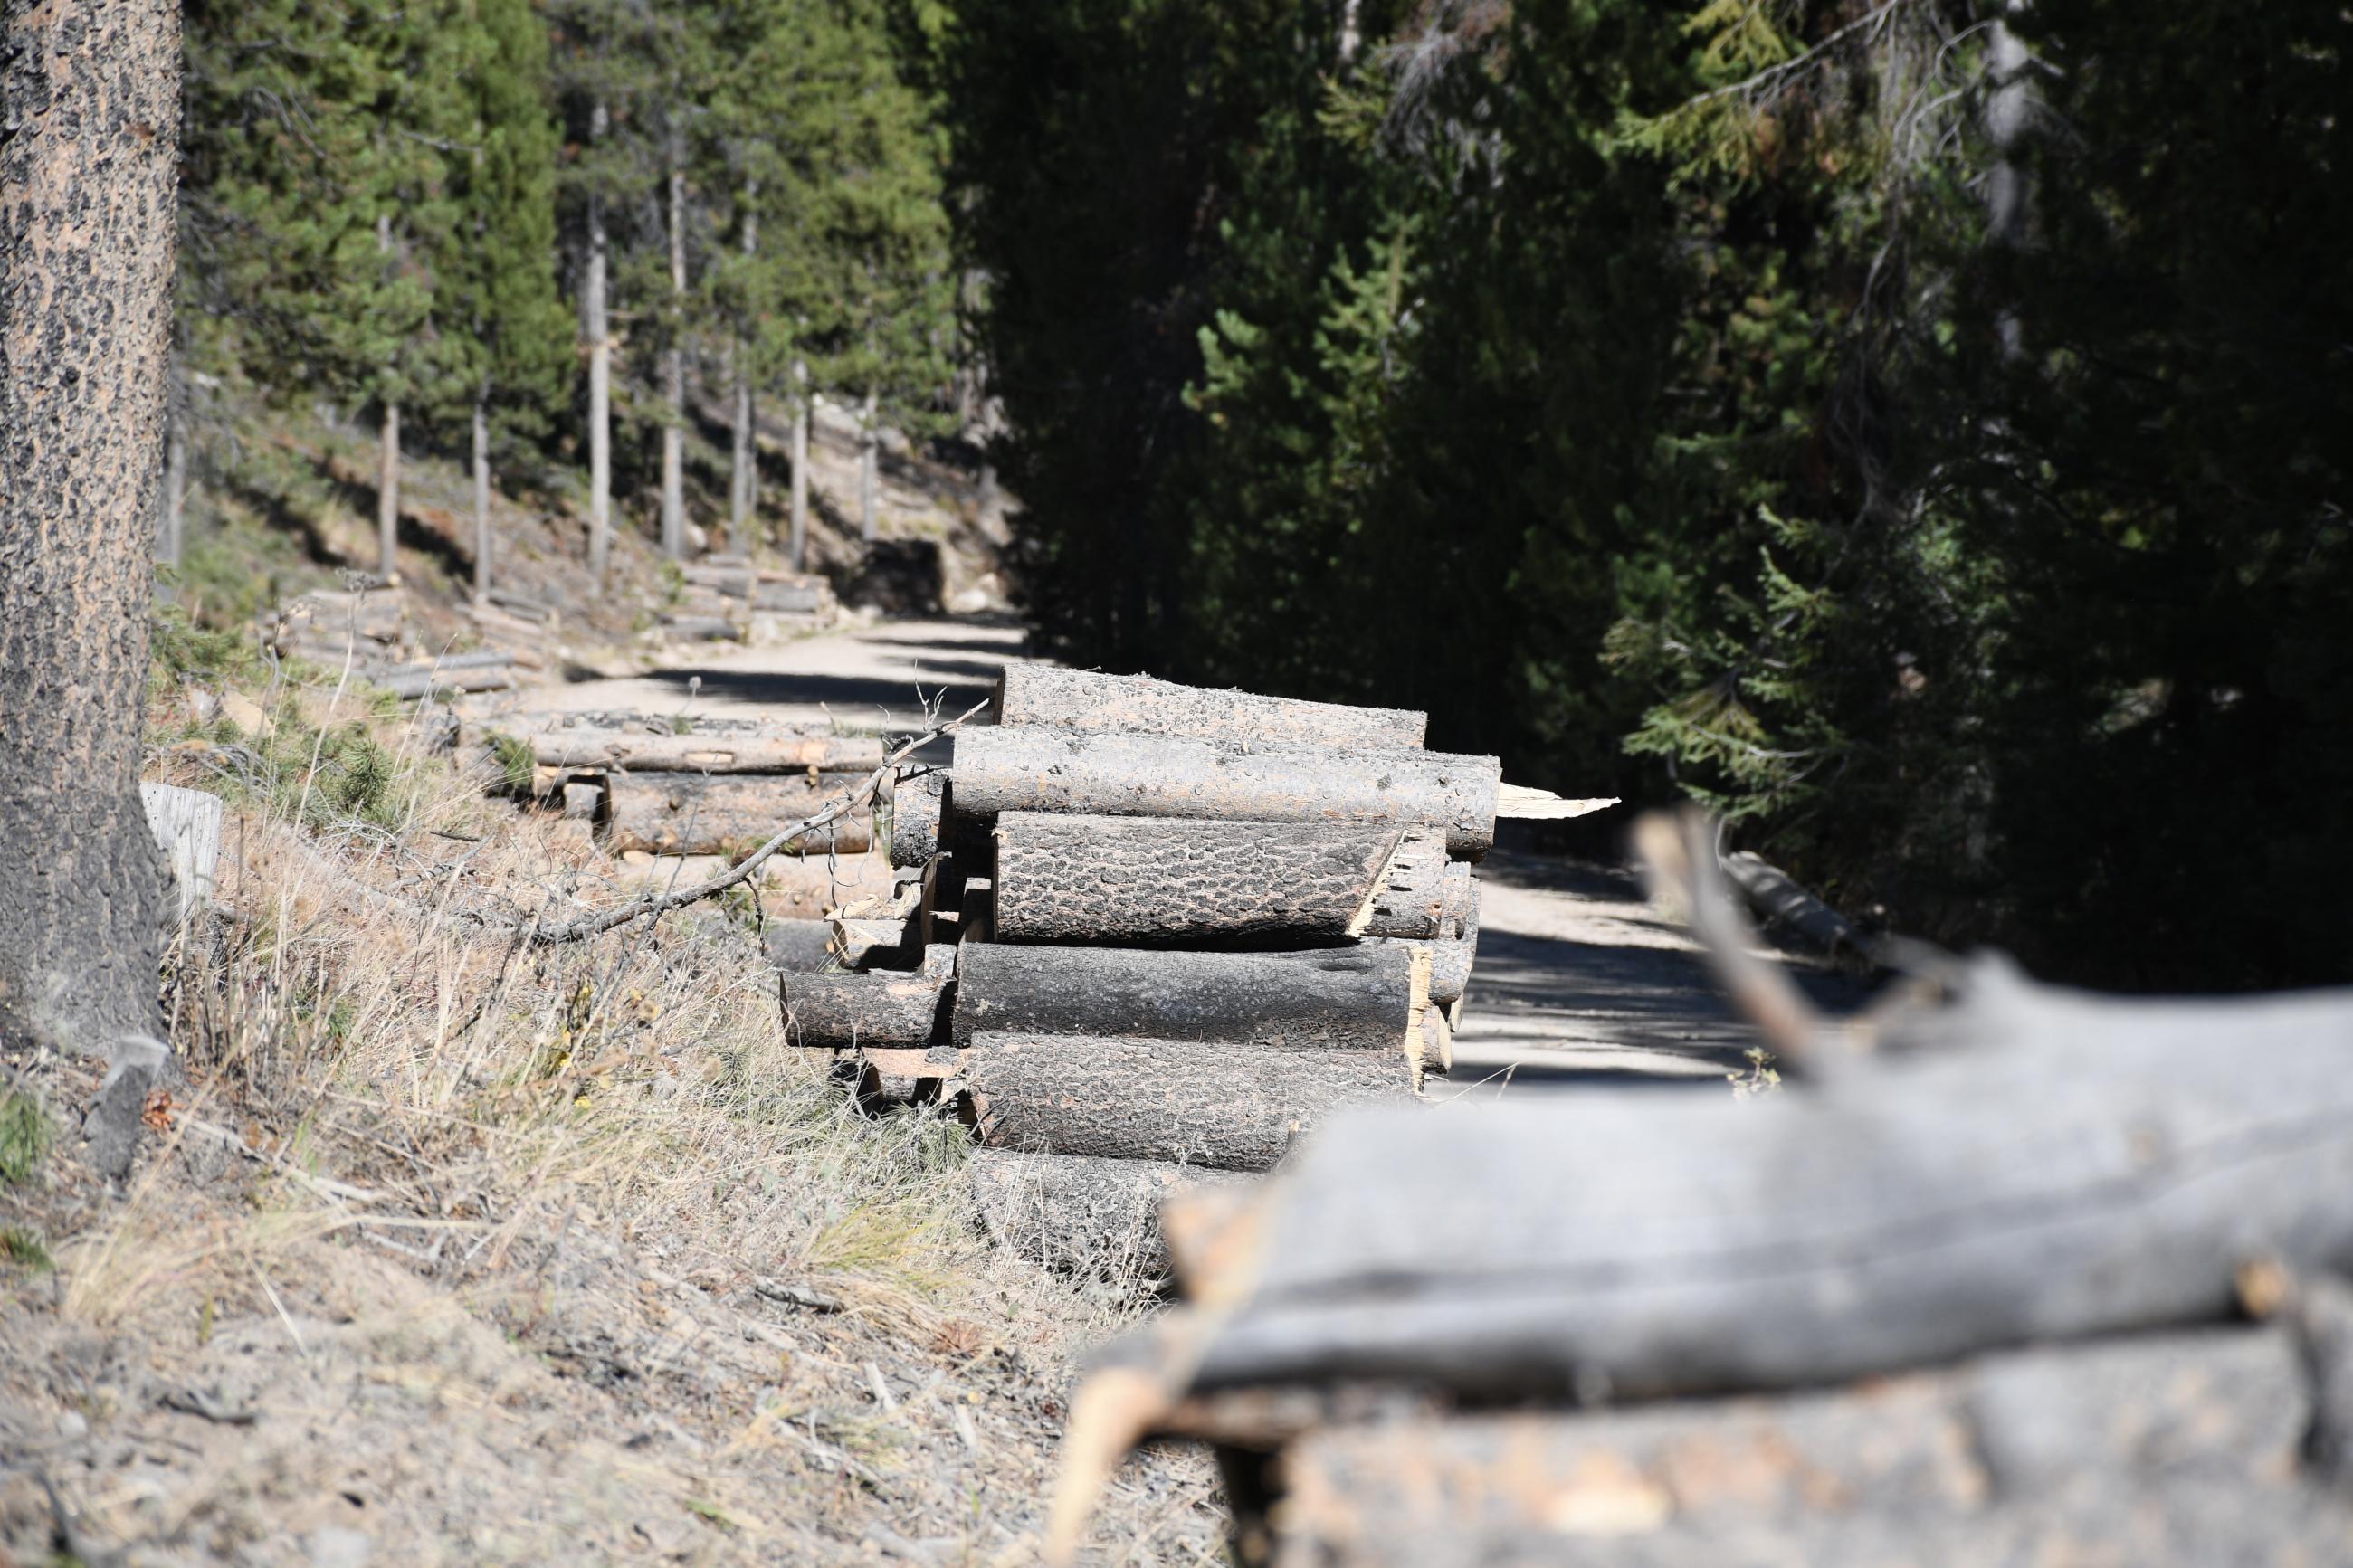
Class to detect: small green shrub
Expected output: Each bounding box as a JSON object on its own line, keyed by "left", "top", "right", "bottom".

{"left": 0, "top": 1088, "right": 53, "bottom": 1187}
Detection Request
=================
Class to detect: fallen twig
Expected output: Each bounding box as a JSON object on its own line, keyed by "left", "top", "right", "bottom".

{"left": 527, "top": 698, "right": 990, "bottom": 946}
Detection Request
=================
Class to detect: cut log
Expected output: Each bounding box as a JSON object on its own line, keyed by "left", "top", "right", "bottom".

{"left": 995, "top": 666, "right": 1426, "bottom": 749}
{"left": 1417, "top": 1009, "right": 1453, "bottom": 1077}
{"left": 889, "top": 767, "right": 946, "bottom": 867}
{"left": 991, "top": 813, "right": 1403, "bottom": 947}
{"left": 1722, "top": 849, "right": 1870, "bottom": 959}
{"left": 969, "top": 1149, "right": 1259, "bottom": 1282}
{"left": 952, "top": 943, "right": 1423, "bottom": 1056}
{"left": 1356, "top": 835, "right": 1473, "bottom": 941}
{"left": 1369, "top": 934, "right": 1474, "bottom": 1007}
{"left": 655, "top": 613, "right": 743, "bottom": 641}
{"left": 603, "top": 772, "right": 873, "bottom": 856}
{"left": 829, "top": 917, "right": 910, "bottom": 969}
{"left": 610, "top": 847, "right": 893, "bottom": 918}
{"left": 1493, "top": 784, "right": 1619, "bottom": 821}
{"left": 764, "top": 917, "right": 838, "bottom": 973}
{"left": 492, "top": 726, "right": 888, "bottom": 774}
{"left": 967, "top": 1032, "right": 1419, "bottom": 1170}
{"left": 780, "top": 968, "right": 947, "bottom": 1048}
{"left": 1254, "top": 1327, "right": 2322, "bottom": 1568}
{"left": 373, "top": 655, "right": 518, "bottom": 698}
{"left": 951, "top": 727, "right": 1503, "bottom": 860}
{"left": 1129, "top": 959, "right": 2353, "bottom": 1404}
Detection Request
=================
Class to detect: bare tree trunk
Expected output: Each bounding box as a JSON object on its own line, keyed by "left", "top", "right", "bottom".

{"left": 1986, "top": 0, "right": 2034, "bottom": 359}
{"left": 160, "top": 402, "right": 187, "bottom": 568}
{"left": 659, "top": 144, "right": 687, "bottom": 561}
{"left": 585, "top": 101, "right": 612, "bottom": 582}
{"left": 789, "top": 357, "right": 811, "bottom": 570}
{"left": 375, "top": 213, "right": 401, "bottom": 583}
{"left": 0, "top": 0, "right": 177, "bottom": 1098}
{"left": 472, "top": 390, "right": 492, "bottom": 603}
{"left": 730, "top": 177, "right": 759, "bottom": 542}
{"left": 859, "top": 385, "right": 880, "bottom": 543}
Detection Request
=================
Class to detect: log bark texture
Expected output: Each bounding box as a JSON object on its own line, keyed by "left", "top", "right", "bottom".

{"left": 890, "top": 767, "right": 945, "bottom": 866}
{"left": 969, "top": 1149, "right": 1258, "bottom": 1283}
{"left": 952, "top": 727, "right": 1502, "bottom": 859}
{"left": 780, "top": 969, "right": 946, "bottom": 1048}
{"left": 764, "top": 917, "right": 838, "bottom": 974}
{"left": 996, "top": 667, "right": 1426, "bottom": 749}
{"left": 1369, "top": 935, "right": 1475, "bottom": 1006}
{"left": 498, "top": 727, "right": 887, "bottom": 774}
{"left": 1357, "top": 835, "right": 1472, "bottom": 940}
{"left": 968, "top": 1032, "right": 1418, "bottom": 1170}
{"left": 1257, "top": 1327, "right": 2336, "bottom": 1568}
{"left": 0, "top": 0, "right": 179, "bottom": 1057}
{"left": 1142, "top": 960, "right": 2353, "bottom": 1404}
{"left": 993, "top": 813, "right": 1402, "bottom": 946}
{"left": 603, "top": 772, "right": 873, "bottom": 855}
{"left": 953, "top": 943, "right": 1420, "bottom": 1054}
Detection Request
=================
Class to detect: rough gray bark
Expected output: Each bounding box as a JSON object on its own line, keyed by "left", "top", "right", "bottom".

{"left": 584, "top": 99, "right": 612, "bottom": 582}
{"left": 788, "top": 357, "right": 810, "bottom": 570}
{"left": 764, "top": 917, "right": 838, "bottom": 974}
{"left": 969, "top": 1149, "right": 1258, "bottom": 1282}
{"left": 1722, "top": 850, "right": 1865, "bottom": 959}
{"left": 993, "top": 813, "right": 1403, "bottom": 946}
{"left": 659, "top": 145, "right": 686, "bottom": 561}
{"left": 1139, "top": 959, "right": 2353, "bottom": 1403}
{"left": 1254, "top": 1327, "right": 2332, "bottom": 1568}
{"left": 603, "top": 773, "right": 874, "bottom": 856}
{"left": 995, "top": 667, "right": 1425, "bottom": 749}
{"left": 952, "top": 943, "right": 1421, "bottom": 1054}
{"left": 376, "top": 398, "right": 400, "bottom": 581}
{"left": 487, "top": 724, "right": 888, "bottom": 774}
{"left": 471, "top": 391, "right": 492, "bottom": 602}
{"left": 890, "top": 769, "right": 946, "bottom": 866}
{"left": 1368, "top": 933, "right": 1474, "bottom": 1006}
{"left": 0, "top": 0, "right": 177, "bottom": 1074}
{"left": 951, "top": 727, "right": 1503, "bottom": 859}
{"left": 968, "top": 1032, "right": 1418, "bottom": 1170}
{"left": 1358, "top": 834, "right": 1471, "bottom": 940}
{"left": 780, "top": 969, "right": 946, "bottom": 1048}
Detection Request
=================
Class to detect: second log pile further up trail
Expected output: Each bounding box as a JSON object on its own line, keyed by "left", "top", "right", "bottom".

{"left": 777, "top": 664, "right": 1614, "bottom": 1279}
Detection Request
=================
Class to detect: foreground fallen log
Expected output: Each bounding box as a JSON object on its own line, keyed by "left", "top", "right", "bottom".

{"left": 952, "top": 727, "right": 1504, "bottom": 859}
{"left": 492, "top": 725, "right": 888, "bottom": 774}
{"left": 1251, "top": 1326, "right": 2344, "bottom": 1568}
{"left": 1129, "top": 961, "right": 2353, "bottom": 1404}
{"left": 952, "top": 943, "right": 1424, "bottom": 1055}
{"left": 889, "top": 767, "right": 945, "bottom": 867}
{"left": 764, "top": 917, "right": 839, "bottom": 973}
{"left": 970, "top": 1150, "right": 1258, "bottom": 1282}
{"left": 781, "top": 967, "right": 947, "bottom": 1047}
{"left": 995, "top": 666, "right": 1427, "bottom": 749}
{"left": 604, "top": 772, "right": 873, "bottom": 855}
{"left": 992, "top": 813, "right": 1405, "bottom": 946}
{"left": 967, "top": 1032, "right": 1421, "bottom": 1170}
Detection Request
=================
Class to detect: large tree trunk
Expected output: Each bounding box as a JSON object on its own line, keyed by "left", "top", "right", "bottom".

{"left": 659, "top": 146, "right": 687, "bottom": 561}
{"left": 992, "top": 813, "right": 1404, "bottom": 947}
{"left": 585, "top": 101, "right": 612, "bottom": 582}
{"left": 858, "top": 385, "right": 880, "bottom": 543}
{"left": 602, "top": 772, "right": 875, "bottom": 856}
{"left": 0, "top": 0, "right": 178, "bottom": 1117}
{"left": 471, "top": 390, "right": 492, "bottom": 603}
{"left": 730, "top": 179, "right": 759, "bottom": 543}
{"left": 951, "top": 727, "right": 1504, "bottom": 860}
{"left": 969, "top": 1149, "right": 1256, "bottom": 1283}
{"left": 996, "top": 666, "right": 1426, "bottom": 749}
{"left": 788, "top": 358, "right": 811, "bottom": 571}
{"left": 967, "top": 1031, "right": 1420, "bottom": 1170}
{"left": 1986, "top": 0, "right": 2035, "bottom": 358}
{"left": 950, "top": 942, "right": 1424, "bottom": 1054}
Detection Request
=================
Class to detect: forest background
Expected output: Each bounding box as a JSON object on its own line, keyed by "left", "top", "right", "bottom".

{"left": 168, "top": 0, "right": 2351, "bottom": 992}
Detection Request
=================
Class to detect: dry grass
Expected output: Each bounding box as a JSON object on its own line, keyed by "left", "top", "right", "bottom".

{"left": 0, "top": 666, "right": 1220, "bottom": 1565}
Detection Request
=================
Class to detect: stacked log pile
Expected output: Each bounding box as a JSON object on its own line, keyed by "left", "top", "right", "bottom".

{"left": 259, "top": 587, "right": 521, "bottom": 698}
{"left": 464, "top": 709, "right": 890, "bottom": 904}
{"left": 776, "top": 665, "right": 1610, "bottom": 1280}
{"left": 663, "top": 556, "right": 838, "bottom": 643}
{"left": 1043, "top": 824, "right": 2353, "bottom": 1565}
